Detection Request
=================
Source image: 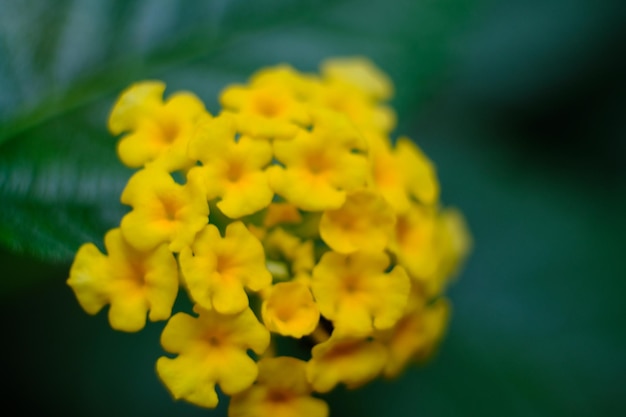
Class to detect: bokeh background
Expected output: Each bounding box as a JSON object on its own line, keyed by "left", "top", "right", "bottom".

{"left": 1, "top": 0, "right": 625, "bottom": 416}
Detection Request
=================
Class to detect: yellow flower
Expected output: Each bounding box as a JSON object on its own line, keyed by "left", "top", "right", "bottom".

{"left": 395, "top": 137, "right": 440, "bottom": 206}
{"left": 364, "top": 131, "right": 411, "bottom": 213}
{"left": 179, "top": 222, "right": 272, "bottom": 314}
{"left": 436, "top": 208, "right": 473, "bottom": 282}
{"left": 67, "top": 228, "right": 178, "bottom": 332}
{"left": 391, "top": 204, "right": 472, "bottom": 297}
{"left": 120, "top": 166, "right": 209, "bottom": 252}
{"left": 312, "top": 57, "right": 396, "bottom": 133}
{"left": 413, "top": 298, "right": 451, "bottom": 361}
{"left": 187, "top": 113, "right": 274, "bottom": 218}
{"left": 310, "top": 81, "right": 396, "bottom": 134}
{"left": 156, "top": 306, "right": 270, "bottom": 408}
{"left": 379, "top": 297, "right": 450, "bottom": 378}
{"left": 306, "top": 335, "right": 388, "bottom": 393}
{"left": 220, "top": 71, "right": 310, "bottom": 139}
{"left": 68, "top": 58, "right": 472, "bottom": 415}
{"left": 108, "top": 81, "right": 208, "bottom": 172}
{"left": 311, "top": 251, "right": 410, "bottom": 337}
{"left": 390, "top": 202, "right": 439, "bottom": 282}
{"left": 229, "top": 357, "right": 329, "bottom": 417}
{"left": 319, "top": 189, "right": 395, "bottom": 254}
{"left": 268, "top": 112, "right": 369, "bottom": 211}
{"left": 262, "top": 281, "right": 320, "bottom": 338}
{"left": 320, "top": 56, "right": 394, "bottom": 101}
{"left": 250, "top": 64, "right": 318, "bottom": 101}
{"left": 420, "top": 208, "right": 473, "bottom": 296}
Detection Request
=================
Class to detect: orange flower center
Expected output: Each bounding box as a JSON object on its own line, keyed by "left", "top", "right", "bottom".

{"left": 158, "top": 118, "right": 180, "bottom": 144}
{"left": 254, "top": 95, "right": 284, "bottom": 118}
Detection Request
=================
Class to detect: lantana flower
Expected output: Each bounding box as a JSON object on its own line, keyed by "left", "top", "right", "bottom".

{"left": 179, "top": 222, "right": 272, "bottom": 314}
{"left": 156, "top": 306, "right": 270, "bottom": 408}
{"left": 378, "top": 297, "right": 450, "bottom": 379}
{"left": 187, "top": 113, "right": 274, "bottom": 218}
{"left": 319, "top": 189, "right": 395, "bottom": 254}
{"left": 220, "top": 73, "right": 311, "bottom": 139}
{"left": 320, "top": 56, "right": 394, "bottom": 101}
{"left": 311, "top": 251, "right": 410, "bottom": 337}
{"left": 309, "top": 79, "right": 396, "bottom": 134}
{"left": 108, "top": 81, "right": 208, "bottom": 172}
{"left": 67, "top": 56, "right": 472, "bottom": 417}
{"left": 364, "top": 131, "right": 412, "bottom": 213}
{"left": 391, "top": 203, "right": 472, "bottom": 297}
{"left": 268, "top": 112, "right": 369, "bottom": 211}
{"left": 262, "top": 281, "right": 320, "bottom": 338}
{"left": 229, "top": 357, "right": 329, "bottom": 417}
{"left": 315, "top": 57, "right": 396, "bottom": 133}
{"left": 306, "top": 335, "right": 388, "bottom": 393}
{"left": 251, "top": 65, "right": 319, "bottom": 100}
{"left": 67, "top": 228, "right": 178, "bottom": 332}
{"left": 120, "top": 166, "right": 209, "bottom": 252}
{"left": 395, "top": 137, "right": 440, "bottom": 206}
{"left": 390, "top": 202, "right": 439, "bottom": 282}
{"left": 434, "top": 208, "right": 474, "bottom": 285}
{"left": 419, "top": 208, "right": 473, "bottom": 297}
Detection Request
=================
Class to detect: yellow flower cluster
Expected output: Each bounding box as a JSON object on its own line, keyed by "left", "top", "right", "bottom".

{"left": 67, "top": 57, "right": 471, "bottom": 416}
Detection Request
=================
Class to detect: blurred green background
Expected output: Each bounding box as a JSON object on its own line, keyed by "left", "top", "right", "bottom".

{"left": 1, "top": 0, "right": 625, "bottom": 416}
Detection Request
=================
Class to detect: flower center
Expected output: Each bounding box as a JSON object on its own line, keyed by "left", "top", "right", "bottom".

{"left": 127, "top": 261, "right": 147, "bottom": 289}
{"left": 226, "top": 161, "right": 244, "bottom": 182}
{"left": 208, "top": 335, "right": 221, "bottom": 347}
{"left": 267, "top": 389, "right": 292, "bottom": 403}
{"left": 306, "top": 152, "right": 330, "bottom": 175}
{"left": 216, "top": 254, "right": 233, "bottom": 275}
{"left": 161, "top": 197, "right": 179, "bottom": 221}
{"left": 275, "top": 303, "right": 296, "bottom": 322}
{"left": 395, "top": 215, "right": 411, "bottom": 246}
{"left": 325, "top": 340, "right": 361, "bottom": 360}
{"left": 342, "top": 275, "right": 362, "bottom": 295}
{"left": 254, "top": 95, "right": 283, "bottom": 118}
{"left": 159, "top": 119, "right": 180, "bottom": 144}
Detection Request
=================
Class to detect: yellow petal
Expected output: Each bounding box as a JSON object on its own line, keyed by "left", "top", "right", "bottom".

{"left": 395, "top": 137, "right": 439, "bottom": 205}
{"left": 120, "top": 167, "right": 209, "bottom": 252}
{"left": 319, "top": 190, "right": 395, "bottom": 254}
{"left": 180, "top": 223, "right": 271, "bottom": 313}
{"left": 306, "top": 336, "right": 387, "bottom": 393}
{"left": 156, "top": 355, "right": 220, "bottom": 408}
{"left": 67, "top": 243, "right": 109, "bottom": 315}
{"left": 312, "top": 251, "right": 409, "bottom": 338}
{"left": 262, "top": 281, "right": 320, "bottom": 338}
{"left": 107, "top": 291, "right": 148, "bottom": 332}
{"left": 157, "top": 308, "right": 270, "bottom": 408}
{"left": 321, "top": 56, "right": 394, "bottom": 100}
{"left": 108, "top": 81, "right": 165, "bottom": 134}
